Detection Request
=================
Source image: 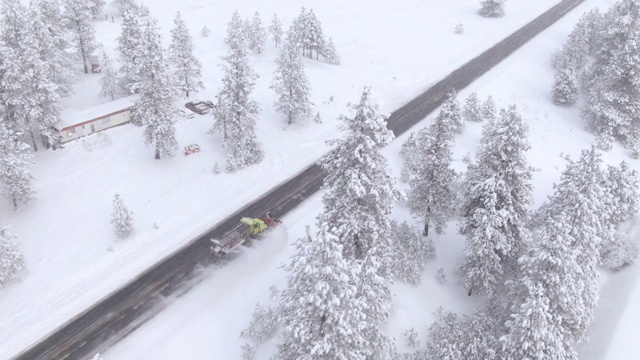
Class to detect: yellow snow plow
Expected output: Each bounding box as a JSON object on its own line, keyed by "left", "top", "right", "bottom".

{"left": 210, "top": 214, "right": 280, "bottom": 255}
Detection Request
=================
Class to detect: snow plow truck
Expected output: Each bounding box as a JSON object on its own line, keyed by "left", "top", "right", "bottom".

{"left": 210, "top": 213, "right": 281, "bottom": 255}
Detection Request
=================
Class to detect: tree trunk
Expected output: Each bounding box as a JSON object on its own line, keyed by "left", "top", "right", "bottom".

{"left": 12, "top": 195, "right": 18, "bottom": 210}
{"left": 29, "top": 128, "right": 38, "bottom": 152}
{"left": 155, "top": 146, "right": 160, "bottom": 160}
{"left": 185, "top": 76, "right": 189, "bottom": 98}
{"left": 79, "top": 34, "right": 88, "bottom": 74}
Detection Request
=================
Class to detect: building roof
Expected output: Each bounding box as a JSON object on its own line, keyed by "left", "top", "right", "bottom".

{"left": 59, "top": 94, "right": 140, "bottom": 130}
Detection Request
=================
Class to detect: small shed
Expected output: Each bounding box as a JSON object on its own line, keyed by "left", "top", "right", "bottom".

{"left": 58, "top": 95, "right": 139, "bottom": 143}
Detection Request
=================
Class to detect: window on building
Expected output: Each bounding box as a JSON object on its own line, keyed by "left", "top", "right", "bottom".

{"left": 102, "top": 117, "right": 111, "bottom": 124}
{"left": 67, "top": 127, "right": 76, "bottom": 134}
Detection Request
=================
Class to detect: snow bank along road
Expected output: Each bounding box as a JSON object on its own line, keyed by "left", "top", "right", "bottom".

{"left": 14, "top": 0, "right": 585, "bottom": 358}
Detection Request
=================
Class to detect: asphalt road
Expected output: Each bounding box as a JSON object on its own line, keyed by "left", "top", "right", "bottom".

{"left": 13, "top": 0, "right": 585, "bottom": 358}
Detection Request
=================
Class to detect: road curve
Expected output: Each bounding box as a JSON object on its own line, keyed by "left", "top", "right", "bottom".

{"left": 13, "top": 0, "right": 584, "bottom": 358}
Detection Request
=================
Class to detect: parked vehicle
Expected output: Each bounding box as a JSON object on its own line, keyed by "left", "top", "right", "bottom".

{"left": 185, "top": 100, "right": 214, "bottom": 115}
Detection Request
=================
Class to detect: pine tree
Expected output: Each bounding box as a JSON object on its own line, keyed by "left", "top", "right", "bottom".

{"left": 111, "top": 0, "right": 136, "bottom": 14}
{"left": 2, "top": 0, "right": 64, "bottom": 151}
{"left": 317, "top": 87, "right": 399, "bottom": 357}
{"left": 507, "top": 219, "right": 582, "bottom": 359}
{"left": 322, "top": 37, "right": 340, "bottom": 65}
{"left": 583, "top": 0, "right": 640, "bottom": 156}
{"left": 501, "top": 278, "right": 575, "bottom": 360}
{"left": 131, "top": 16, "right": 179, "bottom": 160}
{"left": 210, "top": 48, "right": 263, "bottom": 171}
{"left": 0, "top": 227, "right": 26, "bottom": 288}
{"left": 479, "top": 0, "right": 506, "bottom": 18}
{"left": 32, "top": 0, "right": 75, "bottom": 98}
{"left": 99, "top": 49, "right": 120, "bottom": 101}
{"left": 599, "top": 161, "right": 639, "bottom": 266}
{"left": 603, "top": 161, "right": 639, "bottom": 227}
{"left": 318, "top": 87, "right": 399, "bottom": 260}
{"left": 438, "top": 91, "right": 464, "bottom": 134}
{"left": 425, "top": 308, "right": 465, "bottom": 359}
{"left": 402, "top": 105, "right": 458, "bottom": 237}
{"left": 463, "top": 92, "right": 482, "bottom": 122}
{"left": 88, "top": 0, "right": 105, "bottom": 17}
{"left": 290, "top": 7, "right": 327, "bottom": 59}
{"left": 117, "top": 4, "right": 147, "bottom": 95}
{"left": 247, "top": 11, "right": 267, "bottom": 54}
{"left": 169, "top": 11, "right": 203, "bottom": 98}
{"left": 552, "top": 65, "right": 579, "bottom": 105}
{"left": 0, "top": 123, "right": 35, "bottom": 210}
{"left": 481, "top": 95, "right": 496, "bottom": 121}
{"left": 26, "top": 2, "right": 68, "bottom": 150}
{"left": 274, "top": 226, "right": 366, "bottom": 360}
{"left": 111, "top": 194, "right": 134, "bottom": 238}
{"left": 271, "top": 37, "right": 313, "bottom": 125}
{"left": 389, "top": 221, "right": 435, "bottom": 284}
{"left": 64, "top": 0, "right": 99, "bottom": 74}
{"left": 269, "top": 14, "right": 283, "bottom": 47}
{"left": 533, "top": 147, "right": 608, "bottom": 343}
{"left": 305, "top": 9, "right": 326, "bottom": 60}
{"left": 459, "top": 105, "right": 534, "bottom": 297}
{"left": 225, "top": 11, "right": 246, "bottom": 50}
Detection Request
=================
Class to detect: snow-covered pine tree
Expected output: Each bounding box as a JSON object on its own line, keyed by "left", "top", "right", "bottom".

{"left": 603, "top": 161, "right": 639, "bottom": 227}
{"left": 111, "top": 193, "right": 134, "bottom": 238}
{"left": 32, "top": 0, "right": 75, "bottom": 98}
{"left": 0, "top": 227, "right": 26, "bottom": 288}
{"left": 463, "top": 92, "right": 482, "bottom": 122}
{"left": 305, "top": 9, "right": 326, "bottom": 60}
{"left": 225, "top": 11, "right": 246, "bottom": 50}
{"left": 269, "top": 14, "right": 283, "bottom": 47}
{"left": 389, "top": 221, "right": 435, "bottom": 284}
{"left": 288, "top": 7, "right": 307, "bottom": 54}
{"left": 533, "top": 147, "right": 608, "bottom": 343}
{"left": 88, "top": 0, "right": 105, "bottom": 17}
{"left": 318, "top": 87, "right": 399, "bottom": 260}
{"left": 130, "top": 15, "right": 179, "bottom": 159}
{"left": 247, "top": 11, "right": 267, "bottom": 54}
{"left": 64, "top": 0, "right": 99, "bottom": 74}
{"left": 0, "top": 123, "right": 35, "bottom": 210}
{"left": 459, "top": 105, "right": 534, "bottom": 297}
{"left": 99, "top": 49, "right": 120, "bottom": 101}
{"left": 425, "top": 308, "right": 465, "bottom": 359}
{"left": 506, "top": 218, "right": 581, "bottom": 359}
{"left": 210, "top": 48, "right": 263, "bottom": 171}
{"left": 1, "top": 0, "right": 61, "bottom": 151}
{"left": 403, "top": 107, "right": 458, "bottom": 237}
{"left": 322, "top": 37, "right": 340, "bottom": 65}
{"left": 316, "top": 87, "right": 399, "bottom": 357}
{"left": 481, "top": 95, "right": 496, "bottom": 121}
{"left": 552, "top": 65, "right": 579, "bottom": 105}
{"left": 501, "top": 277, "right": 575, "bottom": 360}
{"left": 201, "top": 25, "right": 210, "bottom": 38}
{"left": 111, "top": 0, "right": 136, "bottom": 14}
{"left": 274, "top": 225, "right": 366, "bottom": 360}
{"left": 600, "top": 233, "right": 639, "bottom": 271}
{"left": 479, "top": 0, "right": 506, "bottom": 18}
{"left": 551, "top": 10, "right": 599, "bottom": 107}
{"left": 117, "top": 4, "right": 147, "bottom": 95}
{"left": 271, "top": 37, "right": 313, "bottom": 125}
{"left": 582, "top": 0, "right": 640, "bottom": 155}
{"left": 169, "top": 11, "right": 203, "bottom": 98}
{"left": 598, "top": 161, "right": 639, "bottom": 268}
{"left": 437, "top": 91, "right": 464, "bottom": 134}
{"left": 25, "top": 2, "right": 69, "bottom": 150}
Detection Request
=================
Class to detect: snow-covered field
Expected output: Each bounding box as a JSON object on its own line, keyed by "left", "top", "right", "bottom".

{"left": 1, "top": 0, "right": 637, "bottom": 358}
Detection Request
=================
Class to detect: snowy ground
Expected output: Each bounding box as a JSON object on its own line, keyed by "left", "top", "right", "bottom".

{"left": 1, "top": 0, "right": 636, "bottom": 359}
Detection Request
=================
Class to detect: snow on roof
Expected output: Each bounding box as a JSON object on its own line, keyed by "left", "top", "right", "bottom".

{"left": 59, "top": 94, "right": 140, "bottom": 129}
